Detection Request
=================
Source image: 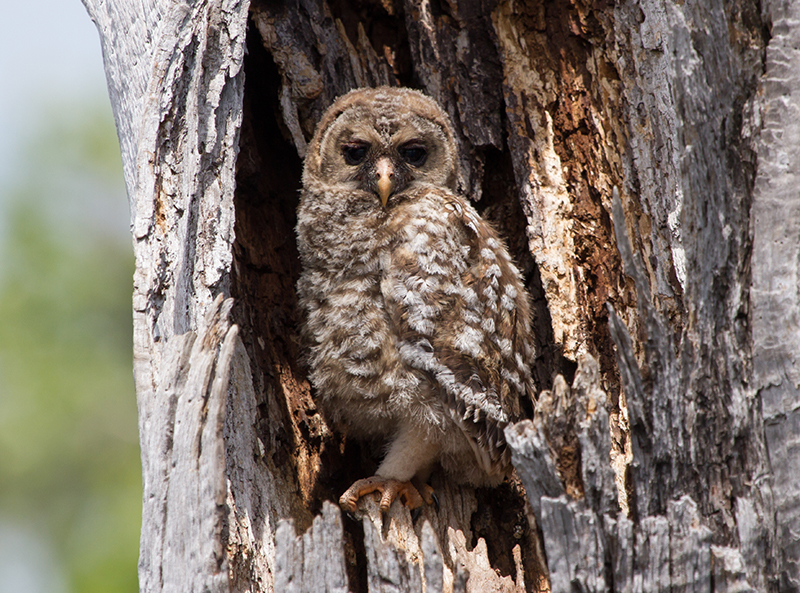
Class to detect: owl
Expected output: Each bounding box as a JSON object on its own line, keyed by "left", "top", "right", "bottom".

{"left": 296, "top": 87, "right": 536, "bottom": 514}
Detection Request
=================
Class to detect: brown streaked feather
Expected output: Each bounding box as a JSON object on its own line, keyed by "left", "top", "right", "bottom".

{"left": 381, "top": 186, "right": 535, "bottom": 476}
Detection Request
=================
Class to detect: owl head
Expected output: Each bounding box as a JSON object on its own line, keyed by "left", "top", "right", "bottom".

{"left": 303, "top": 87, "right": 459, "bottom": 207}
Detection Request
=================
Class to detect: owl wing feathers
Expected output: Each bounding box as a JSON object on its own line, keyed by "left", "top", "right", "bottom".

{"left": 383, "top": 188, "right": 535, "bottom": 477}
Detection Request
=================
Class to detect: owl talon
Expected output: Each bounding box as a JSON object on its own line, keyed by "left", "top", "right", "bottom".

{"left": 430, "top": 490, "right": 440, "bottom": 512}
{"left": 344, "top": 510, "right": 359, "bottom": 523}
{"left": 417, "top": 483, "right": 437, "bottom": 508}
{"left": 339, "top": 476, "right": 428, "bottom": 515}
{"left": 411, "top": 506, "right": 423, "bottom": 523}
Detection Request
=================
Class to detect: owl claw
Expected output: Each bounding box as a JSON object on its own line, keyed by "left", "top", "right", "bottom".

{"left": 417, "top": 483, "right": 437, "bottom": 508}
{"left": 339, "top": 476, "right": 431, "bottom": 515}
{"left": 411, "top": 506, "right": 423, "bottom": 523}
{"left": 429, "top": 490, "right": 440, "bottom": 512}
{"left": 344, "top": 510, "right": 359, "bottom": 523}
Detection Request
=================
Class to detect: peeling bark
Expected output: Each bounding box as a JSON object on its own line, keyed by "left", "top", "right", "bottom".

{"left": 82, "top": 0, "right": 799, "bottom": 590}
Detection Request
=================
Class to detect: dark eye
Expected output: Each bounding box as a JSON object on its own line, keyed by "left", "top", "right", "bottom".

{"left": 399, "top": 144, "right": 427, "bottom": 167}
{"left": 342, "top": 143, "right": 369, "bottom": 165}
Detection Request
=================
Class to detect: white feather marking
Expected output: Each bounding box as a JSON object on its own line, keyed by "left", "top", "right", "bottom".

{"left": 405, "top": 276, "right": 424, "bottom": 290}
{"left": 420, "top": 304, "right": 438, "bottom": 318}
{"left": 419, "top": 276, "right": 440, "bottom": 293}
{"left": 463, "top": 288, "right": 479, "bottom": 307}
{"left": 402, "top": 290, "right": 424, "bottom": 307}
{"left": 524, "top": 343, "right": 534, "bottom": 359}
{"left": 501, "top": 294, "right": 515, "bottom": 311}
{"left": 463, "top": 310, "right": 481, "bottom": 325}
{"left": 345, "top": 361, "right": 380, "bottom": 378}
{"left": 381, "top": 369, "right": 418, "bottom": 391}
{"left": 480, "top": 248, "right": 496, "bottom": 261}
{"left": 399, "top": 343, "right": 431, "bottom": 368}
{"left": 441, "top": 282, "right": 459, "bottom": 296}
{"left": 461, "top": 386, "right": 505, "bottom": 421}
{"left": 408, "top": 317, "right": 435, "bottom": 335}
{"left": 463, "top": 406, "right": 473, "bottom": 422}
{"left": 420, "top": 260, "right": 450, "bottom": 275}
{"left": 353, "top": 277, "right": 376, "bottom": 291}
{"left": 454, "top": 326, "right": 485, "bottom": 358}
{"left": 481, "top": 317, "right": 495, "bottom": 333}
{"left": 501, "top": 368, "right": 522, "bottom": 390}
{"left": 397, "top": 340, "right": 512, "bottom": 436}
{"left": 328, "top": 290, "right": 363, "bottom": 309}
{"left": 424, "top": 221, "right": 441, "bottom": 233}
{"left": 390, "top": 279, "right": 408, "bottom": 298}
{"left": 494, "top": 336, "right": 512, "bottom": 356}
{"left": 409, "top": 233, "right": 430, "bottom": 253}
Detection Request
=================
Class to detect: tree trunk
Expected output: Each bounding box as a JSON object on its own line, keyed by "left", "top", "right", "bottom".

{"left": 82, "top": 0, "right": 799, "bottom": 591}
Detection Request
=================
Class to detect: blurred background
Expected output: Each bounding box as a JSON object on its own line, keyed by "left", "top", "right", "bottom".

{"left": 0, "top": 2, "right": 140, "bottom": 593}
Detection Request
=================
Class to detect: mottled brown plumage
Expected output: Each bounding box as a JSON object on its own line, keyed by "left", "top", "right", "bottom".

{"left": 296, "top": 87, "right": 535, "bottom": 512}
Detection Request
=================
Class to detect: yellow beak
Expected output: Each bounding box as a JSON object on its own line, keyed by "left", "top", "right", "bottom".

{"left": 375, "top": 157, "right": 394, "bottom": 207}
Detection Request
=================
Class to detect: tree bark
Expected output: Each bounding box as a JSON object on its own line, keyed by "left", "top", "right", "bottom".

{"left": 82, "top": 0, "right": 799, "bottom": 591}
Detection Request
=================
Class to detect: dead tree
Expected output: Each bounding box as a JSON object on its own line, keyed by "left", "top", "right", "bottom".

{"left": 83, "top": 0, "right": 799, "bottom": 590}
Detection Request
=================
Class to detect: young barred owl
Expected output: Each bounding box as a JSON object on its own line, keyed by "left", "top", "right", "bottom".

{"left": 296, "top": 87, "right": 536, "bottom": 513}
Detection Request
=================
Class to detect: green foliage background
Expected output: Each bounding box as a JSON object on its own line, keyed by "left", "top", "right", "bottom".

{"left": 0, "top": 101, "right": 140, "bottom": 592}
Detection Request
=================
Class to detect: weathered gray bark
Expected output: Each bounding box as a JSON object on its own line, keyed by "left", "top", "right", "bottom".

{"left": 752, "top": 1, "right": 800, "bottom": 588}
{"left": 83, "top": 0, "right": 799, "bottom": 591}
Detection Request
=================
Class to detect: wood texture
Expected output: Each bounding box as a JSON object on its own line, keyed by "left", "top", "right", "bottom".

{"left": 274, "top": 502, "right": 349, "bottom": 593}
{"left": 81, "top": 0, "right": 800, "bottom": 590}
{"left": 751, "top": 0, "right": 800, "bottom": 589}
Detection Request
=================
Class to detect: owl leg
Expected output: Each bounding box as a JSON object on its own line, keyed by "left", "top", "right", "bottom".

{"left": 339, "top": 422, "right": 439, "bottom": 514}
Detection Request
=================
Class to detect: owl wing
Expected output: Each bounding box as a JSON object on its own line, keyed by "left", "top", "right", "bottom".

{"left": 382, "top": 189, "right": 536, "bottom": 477}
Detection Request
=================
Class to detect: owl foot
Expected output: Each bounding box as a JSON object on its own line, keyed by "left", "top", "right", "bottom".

{"left": 339, "top": 476, "right": 432, "bottom": 514}
{"left": 417, "top": 482, "right": 437, "bottom": 508}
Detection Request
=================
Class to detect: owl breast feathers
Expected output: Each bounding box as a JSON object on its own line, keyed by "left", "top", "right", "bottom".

{"left": 296, "top": 87, "right": 536, "bottom": 510}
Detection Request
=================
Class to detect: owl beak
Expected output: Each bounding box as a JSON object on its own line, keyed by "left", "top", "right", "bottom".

{"left": 375, "top": 157, "right": 394, "bottom": 207}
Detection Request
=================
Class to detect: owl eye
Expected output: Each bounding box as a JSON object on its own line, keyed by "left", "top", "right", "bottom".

{"left": 399, "top": 144, "right": 428, "bottom": 167}
{"left": 342, "top": 143, "right": 369, "bottom": 166}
